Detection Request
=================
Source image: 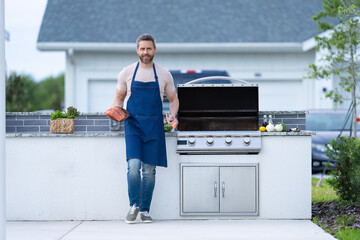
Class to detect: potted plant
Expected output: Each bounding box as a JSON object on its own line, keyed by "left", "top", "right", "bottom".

{"left": 50, "top": 106, "right": 80, "bottom": 134}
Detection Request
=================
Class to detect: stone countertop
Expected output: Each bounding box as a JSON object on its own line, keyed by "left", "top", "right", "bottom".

{"left": 6, "top": 111, "right": 308, "bottom": 116}
{"left": 6, "top": 132, "right": 178, "bottom": 138}
{"left": 261, "top": 130, "right": 314, "bottom": 136}
{"left": 6, "top": 131, "right": 314, "bottom": 138}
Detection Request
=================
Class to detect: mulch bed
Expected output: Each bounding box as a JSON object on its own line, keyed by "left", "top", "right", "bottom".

{"left": 312, "top": 201, "right": 360, "bottom": 234}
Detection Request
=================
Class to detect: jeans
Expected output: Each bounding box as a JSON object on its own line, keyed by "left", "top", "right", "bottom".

{"left": 127, "top": 158, "right": 156, "bottom": 212}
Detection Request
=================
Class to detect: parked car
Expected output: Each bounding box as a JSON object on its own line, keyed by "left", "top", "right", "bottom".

{"left": 306, "top": 109, "right": 358, "bottom": 173}
{"left": 163, "top": 70, "right": 230, "bottom": 112}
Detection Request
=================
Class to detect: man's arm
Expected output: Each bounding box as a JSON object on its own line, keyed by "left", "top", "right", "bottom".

{"left": 166, "top": 90, "right": 179, "bottom": 122}
{"left": 113, "top": 70, "right": 127, "bottom": 108}
{"left": 113, "top": 88, "right": 127, "bottom": 108}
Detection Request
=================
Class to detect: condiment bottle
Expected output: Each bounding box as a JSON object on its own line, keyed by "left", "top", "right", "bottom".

{"left": 268, "top": 115, "right": 273, "bottom": 125}
{"left": 262, "top": 115, "right": 268, "bottom": 127}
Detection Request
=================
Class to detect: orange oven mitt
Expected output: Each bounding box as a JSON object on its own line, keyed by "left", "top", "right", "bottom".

{"left": 106, "top": 106, "right": 130, "bottom": 122}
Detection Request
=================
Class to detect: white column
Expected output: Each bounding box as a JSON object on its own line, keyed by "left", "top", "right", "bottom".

{"left": 0, "top": 0, "right": 6, "bottom": 239}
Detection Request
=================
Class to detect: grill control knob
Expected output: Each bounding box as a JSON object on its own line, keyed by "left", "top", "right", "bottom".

{"left": 225, "top": 137, "right": 232, "bottom": 146}
{"left": 243, "top": 137, "right": 251, "bottom": 145}
{"left": 206, "top": 137, "right": 214, "bottom": 146}
{"left": 188, "top": 138, "right": 196, "bottom": 146}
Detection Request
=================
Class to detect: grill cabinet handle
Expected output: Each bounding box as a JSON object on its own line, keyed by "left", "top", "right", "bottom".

{"left": 222, "top": 182, "right": 225, "bottom": 198}
{"left": 214, "top": 181, "right": 217, "bottom": 198}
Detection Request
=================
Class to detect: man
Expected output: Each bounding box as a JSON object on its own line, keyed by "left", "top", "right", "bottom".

{"left": 112, "top": 33, "right": 179, "bottom": 223}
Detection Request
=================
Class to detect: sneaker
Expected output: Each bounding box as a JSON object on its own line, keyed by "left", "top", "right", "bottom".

{"left": 140, "top": 211, "right": 153, "bottom": 223}
{"left": 125, "top": 204, "right": 139, "bottom": 224}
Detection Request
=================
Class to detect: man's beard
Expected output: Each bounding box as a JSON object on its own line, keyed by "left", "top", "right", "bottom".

{"left": 139, "top": 54, "right": 154, "bottom": 64}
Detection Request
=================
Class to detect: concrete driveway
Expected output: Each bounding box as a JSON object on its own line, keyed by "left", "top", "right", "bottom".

{"left": 7, "top": 220, "right": 336, "bottom": 240}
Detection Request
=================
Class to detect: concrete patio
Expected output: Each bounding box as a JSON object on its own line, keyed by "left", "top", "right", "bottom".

{"left": 7, "top": 220, "right": 336, "bottom": 240}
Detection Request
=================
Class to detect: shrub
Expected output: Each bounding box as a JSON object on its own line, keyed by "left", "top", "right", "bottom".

{"left": 336, "top": 215, "right": 356, "bottom": 230}
{"left": 326, "top": 136, "right": 360, "bottom": 204}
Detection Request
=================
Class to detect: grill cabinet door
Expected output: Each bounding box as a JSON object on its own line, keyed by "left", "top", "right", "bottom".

{"left": 219, "top": 166, "right": 257, "bottom": 213}
{"left": 182, "top": 166, "right": 219, "bottom": 213}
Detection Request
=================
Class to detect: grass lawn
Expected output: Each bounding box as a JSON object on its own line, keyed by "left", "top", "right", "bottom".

{"left": 312, "top": 177, "right": 338, "bottom": 202}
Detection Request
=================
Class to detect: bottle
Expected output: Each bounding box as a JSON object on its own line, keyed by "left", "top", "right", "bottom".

{"left": 262, "top": 115, "right": 268, "bottom": 127}
{"left": 268, "top": 114, "right": 273, "bottom": 125}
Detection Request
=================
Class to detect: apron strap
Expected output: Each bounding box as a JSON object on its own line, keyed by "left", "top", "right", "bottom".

{"left": 131, "top": 62, "right": 140, "bottom": 83}
{"left": 153, "top": 64, "right": 159, "bottom": 83}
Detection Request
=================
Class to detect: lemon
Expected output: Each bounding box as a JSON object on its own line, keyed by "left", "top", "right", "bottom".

{"left": 259, "top": 126, "right": 266, "bottom": 132}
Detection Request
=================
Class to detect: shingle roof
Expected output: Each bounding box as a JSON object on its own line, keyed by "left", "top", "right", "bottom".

{"left": 38, "top": 0, "right": 324, "bottom": 44}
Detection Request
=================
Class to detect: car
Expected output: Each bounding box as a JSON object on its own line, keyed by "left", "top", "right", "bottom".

{"left": 306, "top": 109, "right": 359, "bottom": 173}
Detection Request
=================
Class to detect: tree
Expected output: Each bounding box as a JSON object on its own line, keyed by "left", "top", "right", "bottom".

{"left": 6, "top": 72, "right": 64, "bottom": 112}
{"left": 6, "top": 72, "right": 37, "bottom": 112}
{"left": 33, "top": 73, "right": 64, "bottom": 111}
{"left": 308, "top": 0, "right": 360, "bottom": 137}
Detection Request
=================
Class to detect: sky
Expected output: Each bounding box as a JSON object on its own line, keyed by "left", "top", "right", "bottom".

{"left": 5, "top": 0, "right": 65, "bottom": 81}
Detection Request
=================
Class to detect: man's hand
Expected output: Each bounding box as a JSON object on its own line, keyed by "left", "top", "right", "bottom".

{"left": 167, "top": 115, "right": 176, "bottom": 123}
{"left": 166, "top": 112, "right": 178, "bottom": 128}
{"left": 166, "top": 90, "right": 179, "bottom": 127}
{"left": 106, "top": 106, "right": 129, "bottom": 122}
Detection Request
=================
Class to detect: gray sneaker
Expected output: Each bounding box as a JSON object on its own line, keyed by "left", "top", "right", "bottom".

{"left": 140, "top": 211, "right": 153, "bottom": 223}
{"left": 125, "top": 204, "right": 139, "bottom": 224}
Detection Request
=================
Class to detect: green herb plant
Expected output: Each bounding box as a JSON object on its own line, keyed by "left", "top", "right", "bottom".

{"left": 277, "top": 122, "right": 286, "bottom": 132}
{"left": 50, "top": 110, "right": 67, "bottom": 120}
{"left": 66, "top": 106, "right": 80, "bottom": 119}
{"left": 51, "top": 106, "right": 80, "bottom": 120}
{"left": 164, "top": 121, "right": 173, "bottom": 132}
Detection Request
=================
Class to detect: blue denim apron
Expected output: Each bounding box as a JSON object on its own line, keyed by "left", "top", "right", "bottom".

{"left": 124, "top": 62, "right": 167, "bottom": 167}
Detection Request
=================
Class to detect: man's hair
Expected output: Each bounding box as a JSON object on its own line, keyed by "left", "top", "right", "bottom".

{"left": 136, "top": 34, "right": 156, "bottom": 48}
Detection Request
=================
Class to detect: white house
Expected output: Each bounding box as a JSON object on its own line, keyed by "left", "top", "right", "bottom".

{"left": 37, "top": 0, "right": 332, "bottom": 112}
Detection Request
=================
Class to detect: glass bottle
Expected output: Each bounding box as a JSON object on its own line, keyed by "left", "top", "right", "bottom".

{"left": 268, "top": 114, "right": 273, "bottom": 125}
{"left": 262, "top": 115, "right": 268, "bottom": 127}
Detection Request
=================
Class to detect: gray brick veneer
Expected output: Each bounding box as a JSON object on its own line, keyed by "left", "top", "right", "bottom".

{"left": 6, "top": 111, "right": 307, "bottom": 133}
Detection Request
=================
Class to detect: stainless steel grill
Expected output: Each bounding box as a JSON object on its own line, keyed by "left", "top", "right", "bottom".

{"left": 176, "top": 77, "right": 261, "bottom": 155}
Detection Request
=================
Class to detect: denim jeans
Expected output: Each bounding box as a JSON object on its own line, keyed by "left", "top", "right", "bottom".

{"left": 127, "top": 158, "right": 156, "bottom": 212}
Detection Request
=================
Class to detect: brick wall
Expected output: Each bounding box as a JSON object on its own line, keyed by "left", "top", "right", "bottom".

{"left": 5, "top": 113, "right": 122, "bottom": 134}
{"left": 259, "top": 111, "right": 306, "bottom": 130}
{"left": 6, "top": 111, "right": 306, "bottom": 134}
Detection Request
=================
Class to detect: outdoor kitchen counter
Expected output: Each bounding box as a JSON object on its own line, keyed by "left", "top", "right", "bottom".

{"left": 5, "top": 129, "right": 313, "bottom": 221}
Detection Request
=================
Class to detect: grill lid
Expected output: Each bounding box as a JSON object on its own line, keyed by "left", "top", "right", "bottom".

{"left": 177, "top": 78, "right": 259, "bottom": 132}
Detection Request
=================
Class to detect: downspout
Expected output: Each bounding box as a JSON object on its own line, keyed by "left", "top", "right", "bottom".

{"left": 65, "top": 48, "right": 75, "bottom": 109}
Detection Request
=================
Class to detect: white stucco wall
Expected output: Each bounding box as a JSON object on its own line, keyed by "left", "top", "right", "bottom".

{"left": 5, "top": 134, "right": 311, "bottom": 220}
{"left": 65, "top": 50, "right": 317, "bottom": 112}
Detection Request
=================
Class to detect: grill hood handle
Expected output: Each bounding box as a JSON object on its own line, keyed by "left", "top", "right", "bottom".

{"left": 185, "top": 76, "right": 249, "bottom": 85}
